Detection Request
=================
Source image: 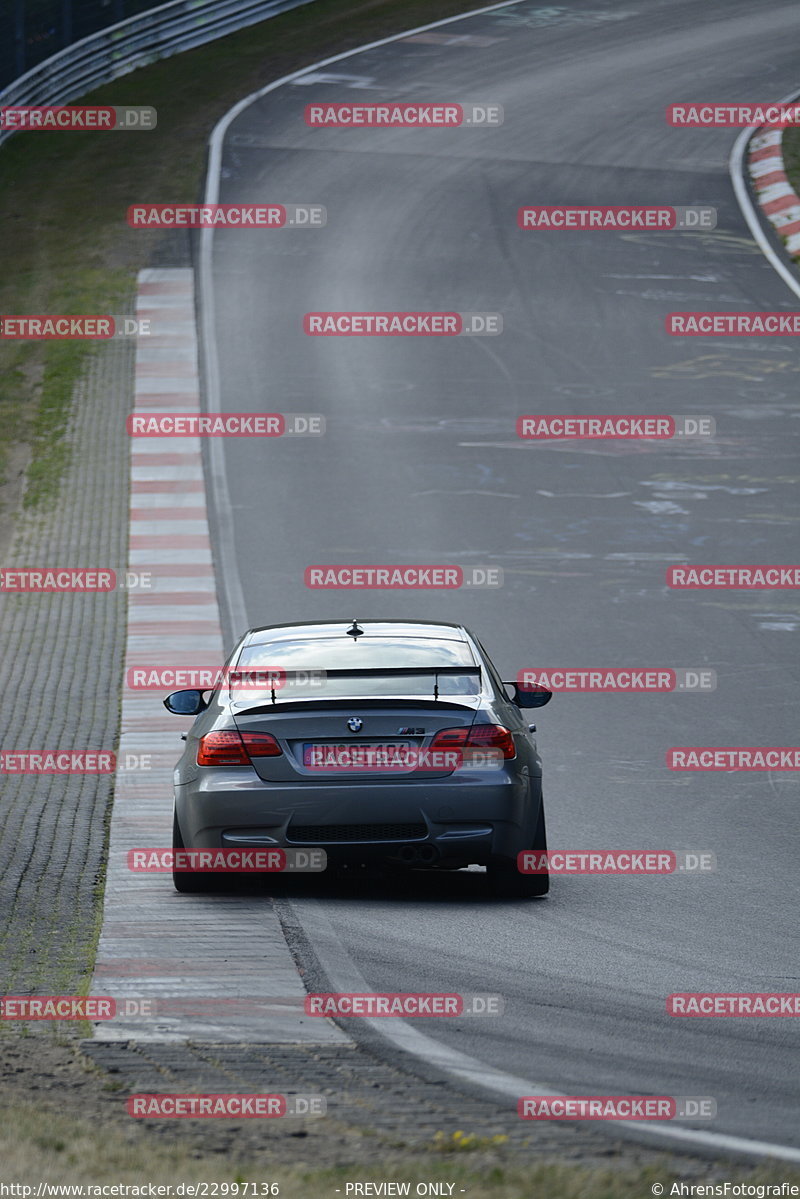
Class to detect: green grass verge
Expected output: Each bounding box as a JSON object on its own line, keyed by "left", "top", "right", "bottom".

{"left": 0, "top": 0, "right": 488, "bottom": 510}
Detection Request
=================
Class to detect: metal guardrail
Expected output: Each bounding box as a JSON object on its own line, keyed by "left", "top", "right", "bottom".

{"left": 0, "top": 0, "right": 315, "bottom": 146}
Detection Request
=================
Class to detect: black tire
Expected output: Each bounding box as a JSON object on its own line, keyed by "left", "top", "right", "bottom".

{"left": 488, "top": 798, "right": 549, "bottom": 898}
{"left": 172, "top": 812, "right": 224, "bottom": 893}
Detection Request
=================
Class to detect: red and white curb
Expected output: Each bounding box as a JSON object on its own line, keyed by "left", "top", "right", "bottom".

{"left": 91, "top": 266, "right": 345, "bottom": 1044}
{"left": 748, "top": 127, "right": 800, "bottom": 260}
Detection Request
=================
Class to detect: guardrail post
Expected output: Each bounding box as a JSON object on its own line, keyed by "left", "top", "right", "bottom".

{"left": 62, "top": 0, "right": 73, "bottom": 49}
{"left": 14, "top": 0, "right": 25, "bottom": 77}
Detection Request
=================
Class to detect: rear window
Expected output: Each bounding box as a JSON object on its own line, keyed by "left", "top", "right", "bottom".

{"left": 232, "top": 637, "right": 479, "bottom": 698}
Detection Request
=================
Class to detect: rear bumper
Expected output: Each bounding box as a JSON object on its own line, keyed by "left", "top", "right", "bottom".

{"left": 174, "top": 765, "right": 541, "bottom": 865}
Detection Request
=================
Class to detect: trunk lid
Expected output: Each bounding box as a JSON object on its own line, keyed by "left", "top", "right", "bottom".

{"left": 232, "top": 694, "right": 480, "bottom": 782}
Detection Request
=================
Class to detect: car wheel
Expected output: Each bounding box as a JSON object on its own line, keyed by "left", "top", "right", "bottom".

{"left": 172, "top": 811, "right": 223, "bottom": 893}
{"left": 488, "top": 797, "right": 549, "bottom": 898}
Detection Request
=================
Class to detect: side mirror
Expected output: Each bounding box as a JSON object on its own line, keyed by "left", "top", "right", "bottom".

{"left": 504, "top": 681, "right": 553, "bottom": 709}
{"left": 163, "top": 689, "right": 209, "bottom": 716}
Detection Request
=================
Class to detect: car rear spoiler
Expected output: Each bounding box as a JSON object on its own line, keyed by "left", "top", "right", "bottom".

{"left": 234, "top": 666, "right": 482, "bottom": 706}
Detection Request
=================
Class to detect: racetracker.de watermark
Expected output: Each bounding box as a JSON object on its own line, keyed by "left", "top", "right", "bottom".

{"left": 304, "top": 102, "right": 503, "bottom": 126}
{"left": 1, "top": 996, "right": 116, "bottom": 1019}
{"left": 667, "top": 993, "right": 800, "bottom": 1016}
{"left": 667, "top": 102, "right": 800, "bottom": 127}
{"left": 517, "top": 668, "right": 716, "bottom": 692}
{"left": 1, "top": 316, "right": 151, "bottom": 338}
{"left": 0, "top": 106, "right": 156, "bottom": 130}
{"left": 127, "top": 1094, "right": 325, "bottom": 1118}
{"left": 0, "top": 752, "right": 114, "bottom": 773}
{"left": 518, "top": 850, "right": 716, "bottom": 874}
{"left": 0, "top": 569, "right": 152, "bottom": 591}
{"left": 304, "top": 993, "right": 503, "bottom": 1016}
{"left": 127, "top": 848, "right": 326, "bottom": 873}
{"left": 667, "top": 312, "right": 800, "bottom": 335}
{"left": 516, "top": 415, "right": 715, "bottom": 438}
{"left": 304, "top": 312, "right": 501, "bottom": 335}
{"left": 127, "top": 413, "right": 325, "bottom": 436}
{"left": 518, "top": 1096, "right": 716, "bottom": 1120}
{"left": 125, "top": 667, "right": 326, "bottom": 690}
{"left": 518, "top": 206, "right": 716, "bottom": 229}
{"left": 303, "top": 746, "right": 504, "bottom": 771}
{"left": 304, "top": 565, "right": 502, "bottom": 588}
{"left": 127, "top": 205, "right": 325, "bottom": 227}
{"left": 667, "top": 748, "right": 800, "bottom": 770}
{"left": 667, "top": 565, "right": 800, "bottom": 588}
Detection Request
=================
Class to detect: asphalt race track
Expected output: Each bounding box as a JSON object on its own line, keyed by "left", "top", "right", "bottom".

{"left": 202, "top": 0, "right": 800, "bottom": 1154}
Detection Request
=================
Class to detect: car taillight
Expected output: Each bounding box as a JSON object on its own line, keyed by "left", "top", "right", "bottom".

{"left": 430, "top": 724, "right": 516, "bottom": 760}
{"left": 466, "top": 724, "right": 516, "bottom": 758}
{"left": 197, "top": 731, "right": 248, "bottom": 766}
{"left": 242, "top": 731, "right": 282, "bottom": 757}
{"left": 429, "top": 727, "right": 469, "bottom": 749}
{"left": 197, "top": 730, "right": 282, "bottom": 766}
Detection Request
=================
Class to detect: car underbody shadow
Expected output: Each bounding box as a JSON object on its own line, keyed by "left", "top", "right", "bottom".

{"left": 206, "top": 864, "right": 548, "bottom": 904}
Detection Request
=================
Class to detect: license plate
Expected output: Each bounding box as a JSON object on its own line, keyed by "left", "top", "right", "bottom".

{"left": 303, "top": 741, "right": 412, "bottom": 769}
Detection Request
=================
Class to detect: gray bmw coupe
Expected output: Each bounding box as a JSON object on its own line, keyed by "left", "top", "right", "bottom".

{"left": 164, "top": 619, "right": 552, "bottom": 896}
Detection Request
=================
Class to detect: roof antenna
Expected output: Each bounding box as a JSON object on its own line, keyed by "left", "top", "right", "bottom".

{"left": 346, "top": 620, "right": 365, "bottom": 638}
